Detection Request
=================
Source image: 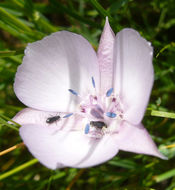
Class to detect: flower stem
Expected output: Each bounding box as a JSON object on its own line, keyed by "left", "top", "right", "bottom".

{"left": 0, "top": 142, "right": 24, "bottom": 156}
{"left": 66, "top": 169, "right": 86, "bottom": 190}
{"left": 164, "top": 144, "right": 175, "bottom": 148}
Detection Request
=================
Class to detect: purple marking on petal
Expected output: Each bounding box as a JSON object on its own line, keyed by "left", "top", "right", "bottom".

{"left": 68, "top": 89, "right": 78, "bottom": 96}
{"left": 112, "top": 98, "right": 116, "bottom": 102}
{"left": 106, "top": 112, "right": 117, "bottom": 118}
{"left": 90, "top": 109, "right": 104, "bottom": 119}
{"left": 81, "top": 107, "right": 86, "bottom": 113}
{"left": 96, "top": 105, "right": 104, "bottom": 114}
{"left": 63, "top": 113, "right": 73, "bottom": 118}
{"left": 91, "top": 77, "right": 95, "bottom": 88}
{"left": 106, "top": 88, "right": 113, "bottom": 97}
{"left": 85, "top": 123, "right": 90, "bottom": 134}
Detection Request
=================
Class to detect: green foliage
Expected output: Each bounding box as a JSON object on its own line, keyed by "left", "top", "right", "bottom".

{"left": 0, "top": 0, "right": 175, "bottom": 189}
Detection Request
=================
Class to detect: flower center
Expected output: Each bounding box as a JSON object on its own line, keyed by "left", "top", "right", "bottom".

{"left": 68, "top": 77, "right": 123, "bottom": 139}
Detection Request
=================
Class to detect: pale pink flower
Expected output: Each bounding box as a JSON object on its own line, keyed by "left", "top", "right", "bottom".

{"left": 13, "top": 18, "right": 166, "bottom": 169}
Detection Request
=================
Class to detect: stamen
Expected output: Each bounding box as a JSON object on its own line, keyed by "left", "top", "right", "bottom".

{"left": 91, "top": 77, "right": 95, "bottom": 88}
{"left": 85, "top": 123, "right": 90, "bottom": 134}
{"left": 106, "top": 112, "right": 117, "bottom": 118}
{"left": 63, "top": 113, "right": 73, "bottom": 118}
{"left": 106, "top": 88, "right": 113, "bottom": 97}
{"left": 68, "top": 89, "right": 78, "bottom": 96}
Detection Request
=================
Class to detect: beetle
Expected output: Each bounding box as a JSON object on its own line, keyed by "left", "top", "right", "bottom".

{"left": 90, "top": 121, "right": 107, "bottom": 129}
{"left": 46, "top": 115, "right": 60, "bottom": 124}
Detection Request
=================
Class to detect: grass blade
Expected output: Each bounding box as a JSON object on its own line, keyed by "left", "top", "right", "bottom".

{"left": 147, "top": 110, "right": 175, "bottom": 119}
{"left": 89, "top": 0, "right": 113, "bottom": 21}
{"left": 154, "top": 169, "right": 175, "bottom": 182}
{"left": 0, "top": 159, "right": 38, "bottom": 180}
{"left": 0, "top": 49, "right": 24, "bottom": 58}
{"left": 0, "top": 7, "right": 31, "bottom": 32}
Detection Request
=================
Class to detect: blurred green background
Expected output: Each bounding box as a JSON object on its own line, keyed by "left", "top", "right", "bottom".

{"left": 0, "top": 0, "right": 175, "bottom": 189}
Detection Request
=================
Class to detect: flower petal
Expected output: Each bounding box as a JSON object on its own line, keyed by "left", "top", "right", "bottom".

{"left": 113, "top": 29, "right": 154, "bottom": 125}
{"left": 97, "top": 17, "right": 115, "bottom": 93}
{"left": 13, "top": 108, "right": 59, "bottom": 127}
{"left": 115, "top": 122, "right": 166, "bottom": 159}
{"left": 19, "top": 123, "right": 119, "bottom": 169}
{"left": 14, "top": 108, "right": 119, "bottom": 169}
{"left": 14, "top": 31, "right": 99, "bottom": 112}
{"left": 12, "top": 108, "right": 82, "bottom": 134}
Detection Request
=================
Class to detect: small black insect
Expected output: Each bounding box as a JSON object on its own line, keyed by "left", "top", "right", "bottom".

{"left": 46, "top": 115, "right": 60, "bottom": 124}
{"left": 90, "top": 121, "right": 107, "bottom": 129}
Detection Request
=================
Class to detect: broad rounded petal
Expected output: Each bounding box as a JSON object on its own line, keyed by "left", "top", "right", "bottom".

{"left": 115, "top": 122, "right": 166, "bottom": 159}
{"left": 20, "top": 124, "right": 119, "bottom": 169}
{"left": 12, "top": 108, "right": 81, "bottom": 133}
{"left": 113, "top": 29, "right": 154, "bottom": 125}
{"left": 97, "top": 17, "right": 115, "bottom": 93}
{"left": 14, "top": 31, "right": 99, "bottom": 112}
{"left": 13, "top": 108, "right": 60, "bottom": 127}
